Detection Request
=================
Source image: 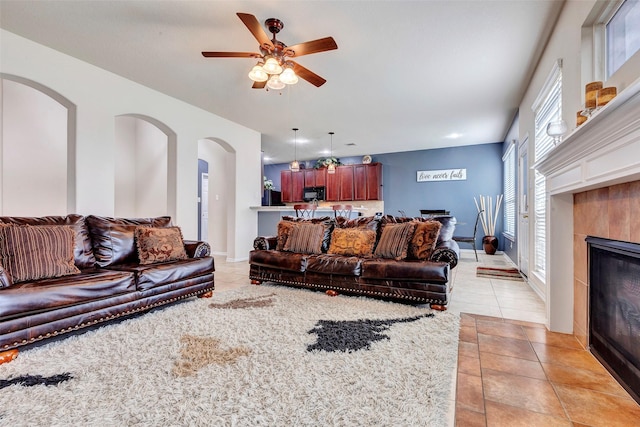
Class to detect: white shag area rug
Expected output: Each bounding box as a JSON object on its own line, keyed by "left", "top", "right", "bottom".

{"left": 0, "top": 285, "right": 460, "bottom": 426}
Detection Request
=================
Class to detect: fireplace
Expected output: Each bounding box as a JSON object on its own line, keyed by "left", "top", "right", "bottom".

{"left": 587, "top": 236, "right": 640, "bottom": 404}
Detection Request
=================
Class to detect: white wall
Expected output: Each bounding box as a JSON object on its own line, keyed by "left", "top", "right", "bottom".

{"left": 114, "top": 116, "right": 168, "bottom": 217}
{"left": 0, "top": 29, "right": 261, "bottom": 261}
{"left": 114, "top": 116, "right": 137, "bottom": 217}
{"left": 135, "top": 119, "right": 168, "bottom": 217}
{"left": 1, "top": 79, "right": 68, "bottom": 216}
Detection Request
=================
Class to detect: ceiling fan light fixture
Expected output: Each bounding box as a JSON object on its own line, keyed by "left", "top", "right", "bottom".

{"left": 263, "top": 56, "right": 283, "bottom": 74}
{"left": 267, "top": 74, "right": 286, "bottom": 90}
{"left": 248, "top": 63, "right": 268, "bottom": 82}
{"left": 279, "top": 65, "right": 298, "bottom": 85}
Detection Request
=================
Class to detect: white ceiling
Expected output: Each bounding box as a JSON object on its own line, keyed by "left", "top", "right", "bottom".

{"left": 0, "top": 0, "right": 563, "bottom": 164}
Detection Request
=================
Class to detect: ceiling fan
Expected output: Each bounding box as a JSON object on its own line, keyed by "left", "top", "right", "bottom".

{"left": 202, "top": 13, "right": 338, "bottom": 90}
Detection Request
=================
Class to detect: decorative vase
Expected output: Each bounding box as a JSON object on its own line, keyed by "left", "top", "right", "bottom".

{"left": 482, "top": 235, "right": 498, "bottom": 255}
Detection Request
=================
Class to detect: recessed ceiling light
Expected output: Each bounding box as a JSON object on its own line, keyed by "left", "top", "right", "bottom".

{"left": 445, "top": 133, "right": 463, "bottom": 139}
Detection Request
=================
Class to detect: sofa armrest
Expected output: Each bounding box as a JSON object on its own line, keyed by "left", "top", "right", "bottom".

{"left": 430, "top": 239, "right": 460, "bottom": 269}
{"left": 183, "top": 240, "right": 211, "bottom": 258}
{"left": 253, "top": 236, "right": 277, "bottom": 250}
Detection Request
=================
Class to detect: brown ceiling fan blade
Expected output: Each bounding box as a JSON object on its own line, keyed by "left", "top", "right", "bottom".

{"left": 284, "top": 37, "right": 338, "bottom": 57}
{"left": 291, "top": 62, "right": 327, "bottom": 87}
{"left": 202, "top": 51, "right": 260, "bottom": 58}
{"left": 237, "top": 13, "right": 274, "bottom": 50}
{"left": 252, "top": 80, "right": 267, "bottom": 89}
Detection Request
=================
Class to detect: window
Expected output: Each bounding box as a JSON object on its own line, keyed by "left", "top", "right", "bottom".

{"left": 531, "top": 60, "right": 563, "bottom": 279}
{"left": 503, "top": 143, "right": 516, "bottom": 239}
{"left": 606, "top": 0, "right": 640, "bottom": 78}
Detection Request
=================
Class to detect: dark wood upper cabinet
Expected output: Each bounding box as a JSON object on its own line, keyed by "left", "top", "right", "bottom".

{"left": 282, "top": 163, "right": 381, "bottom": 203}
{"left": 366, "top": 163, "right": 383, "bottom": 200}
{"left": 337, "top": 165, "right": 354, "bottom": 201}
{"left": 304, "top": 169, "right": 326, "bottom": 187}
{"left": 280, "top": 170, "right": 305, "bottom": 202}
{"left": 354, "top": 165, "right": 367, "bottom": 201}
{"left": 326, "top": 170, "right": 339, "bottom": 201}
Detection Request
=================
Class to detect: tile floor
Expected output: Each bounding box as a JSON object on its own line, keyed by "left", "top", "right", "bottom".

{"left": 212, "top": 250, "right": 640, "bottom": 426}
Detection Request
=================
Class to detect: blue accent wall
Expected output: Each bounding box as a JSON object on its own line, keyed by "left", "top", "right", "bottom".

{"left": 263, "top": 142, "right": 504, "bottom": 249}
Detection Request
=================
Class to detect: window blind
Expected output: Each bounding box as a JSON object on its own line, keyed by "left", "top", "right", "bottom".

{"left": 503, "top": 144, "right": 516, "bottom": 238}
{"left": 531, "top": 61, "right": 563, "bottom": 278}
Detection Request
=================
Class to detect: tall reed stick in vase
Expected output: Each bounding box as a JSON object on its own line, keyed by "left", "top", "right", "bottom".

{"left": 474, "top": 194, "right": 503, "bottom": 236}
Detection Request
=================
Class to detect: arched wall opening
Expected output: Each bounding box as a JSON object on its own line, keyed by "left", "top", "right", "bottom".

{"left": 0, "top": 73, "right": 76, "bottom": 216}
{"left": 197, "top": 137, "right": 236, "bottom": 257}
{"left": 114, "top": 114, "right": 177, "bottom": 219}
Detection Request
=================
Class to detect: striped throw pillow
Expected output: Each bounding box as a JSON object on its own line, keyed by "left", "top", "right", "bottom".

{"left": 374, "top": 222, "right": 417, "bottom": 260}
{"left": 0, "top": 225, "right": 80, "bottom": 284}
{"left": 283, "top": 223, "right": 325, "bottom": 254}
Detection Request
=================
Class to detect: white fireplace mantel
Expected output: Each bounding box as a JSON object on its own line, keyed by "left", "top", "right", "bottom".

{"left": 534, "top": 77, "right": 640, "bottom": 333}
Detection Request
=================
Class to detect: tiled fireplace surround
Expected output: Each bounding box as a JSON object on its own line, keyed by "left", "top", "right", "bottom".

{"left": 536, "top": 78, "right": 640, "bottom": 344}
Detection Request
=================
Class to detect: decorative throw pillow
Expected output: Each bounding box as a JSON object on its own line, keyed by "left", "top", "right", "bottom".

{"left": 276, "top": 220, "right": 297, "bottom": 251}
{"left": 281, "top": 216, "right": 334, "bottom": 252}
{"left": 282, "top": 223, "right": 325, "bottom": 254}
{"left": 374, "top": 222, "right": 417, "bottom": 260}
{"left": 409, "top": 220, "right": 442, "bottom": 260}
{"left": 135, "top": 226, "right": 188, "bottom": 265}
{"left": 0, "top": 225, "right": 80, "bottom": 284}
{"left": 327, "top": 228, "right": 376, "bottom": 257}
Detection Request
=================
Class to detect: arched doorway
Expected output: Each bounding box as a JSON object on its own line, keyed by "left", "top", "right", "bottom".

{"left": 114, "top": 114, "right": 177, "bottom": 218}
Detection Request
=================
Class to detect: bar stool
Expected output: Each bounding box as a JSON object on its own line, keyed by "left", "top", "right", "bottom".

{"left": 293, "top": 204, "right": 317, "bottom": 218}
{"left": 332, "top": 204, "right": 353, "bottom": 219}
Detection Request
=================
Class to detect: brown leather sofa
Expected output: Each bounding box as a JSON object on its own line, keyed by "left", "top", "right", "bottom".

{"left": 0, "top": 214, "right": 214, "bottom": 358}
{"left": 249, "top": 215, "right": 459, "bottom": 310}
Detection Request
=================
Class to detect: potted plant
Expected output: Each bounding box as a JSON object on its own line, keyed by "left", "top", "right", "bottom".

{"left": 314, "top": 157, "right": 342, "bottom": 169}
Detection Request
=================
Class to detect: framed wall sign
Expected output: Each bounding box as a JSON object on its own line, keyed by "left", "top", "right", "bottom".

{"left": 416, "top": 168, "right": 466, "bottom": 182}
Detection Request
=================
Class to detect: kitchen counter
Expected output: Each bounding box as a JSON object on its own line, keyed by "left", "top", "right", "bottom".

{"left": 251, "top": 202, "right": 384, "bottom": 236}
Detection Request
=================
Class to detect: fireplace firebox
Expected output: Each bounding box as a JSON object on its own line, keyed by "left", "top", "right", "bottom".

{"left": 587, "top": 236, "right": 640, "bottom": 404}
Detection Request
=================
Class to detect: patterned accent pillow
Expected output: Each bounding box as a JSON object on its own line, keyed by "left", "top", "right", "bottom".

{"left": 283, "top": 223, "right": 325, "bottom": 254}
{"left": 135, "top": 226, "right": 188, "bottom": 265}
{"left": 276, "top": 220, "right": 297, "bottom": 251}
{"left": 327, "top": 228, "right": 376, "bottom": 257}
{"left": 374, "top": 222, "right": 417, "bottom": 260}
{"left": 409, "top": 220, "right": 442, "bottom": 260}
{"left": 0, "top": 225, "right": 80, "bottom": 284}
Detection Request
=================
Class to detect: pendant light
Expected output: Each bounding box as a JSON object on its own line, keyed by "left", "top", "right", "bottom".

{"left": 327, "top": 132, "right": 336, "bottom": 174}
{"left": 290, "top": 128, "right": 300, "bottom": 172}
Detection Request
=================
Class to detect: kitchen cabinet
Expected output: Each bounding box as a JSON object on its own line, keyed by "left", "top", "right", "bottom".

{"left": 303, "top": 169, "right": 326, "bottom": 187}
{"left": 280, "top": 170, "right": 304, "bottom": 202}
{"left": 337, "top": 165, "right": 354, "bottom": 201}
{"left": 354, "top": 163, "right": 382, "bottom": 201}
{"left": 282, "top": 163, "right": 382, "bottom": 202}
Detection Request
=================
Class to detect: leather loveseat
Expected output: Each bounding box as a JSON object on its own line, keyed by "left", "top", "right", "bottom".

{"left": 249, "top": 215, "right": 459, "bottom": 310}
{"left": 0, "top": 214, "right": 214, "bottom": 362}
